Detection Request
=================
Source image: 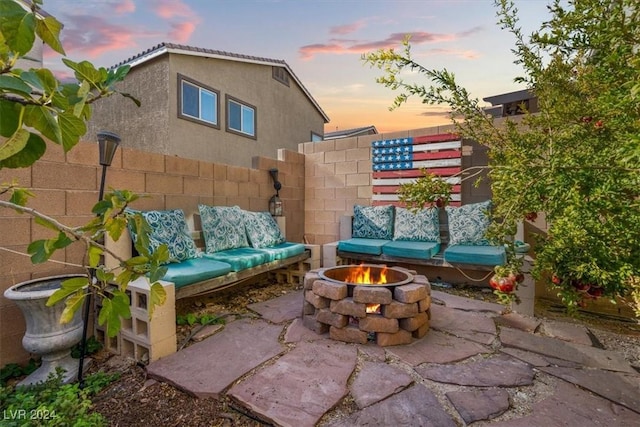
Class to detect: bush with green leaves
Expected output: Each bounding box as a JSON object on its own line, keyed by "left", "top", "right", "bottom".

{"left": 0, "top": 369, "right": 119, "bottom": 426}
{"left": 363, "top": 0, "right": 640, "bottom": 315}
{"left": 0, "top": 0, "right": 167, "bottom": 336}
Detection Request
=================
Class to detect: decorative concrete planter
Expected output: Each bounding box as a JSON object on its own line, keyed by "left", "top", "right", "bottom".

{"left": 4, "top": 274, "right": 85, "bottom": 386}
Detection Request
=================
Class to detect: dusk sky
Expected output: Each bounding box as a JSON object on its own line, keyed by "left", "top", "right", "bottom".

{"left": 41, "top": 0, "right": 551, "bottom": 134}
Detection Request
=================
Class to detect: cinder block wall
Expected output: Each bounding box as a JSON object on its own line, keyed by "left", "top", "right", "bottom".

{"left": 0, "top": 140, "right": 304, "bottom": 366}
{"left": 300, "top": 125, "right": 457, "bottom": 246}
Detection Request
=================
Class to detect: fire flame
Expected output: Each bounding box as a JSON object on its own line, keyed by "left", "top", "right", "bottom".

{"left": 366, "top": 304, "right": 381, "bottom": 314}
{"left": 344, "top": 265, "right": 388, "bottom": 284}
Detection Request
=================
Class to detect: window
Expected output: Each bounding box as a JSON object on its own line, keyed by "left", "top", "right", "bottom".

{"left": 226, "top": 95, "right": 256, "bottom": 138}
{"left": 311, "top": 132, "right": 323, "bottom": 142}
{"left": 178, "top": 74, "right": 219, "bottom": 127}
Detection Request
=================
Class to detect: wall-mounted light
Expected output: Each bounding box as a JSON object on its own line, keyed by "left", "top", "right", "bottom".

{"left": 268, "top": 168, "right": 283, "bottom": 216}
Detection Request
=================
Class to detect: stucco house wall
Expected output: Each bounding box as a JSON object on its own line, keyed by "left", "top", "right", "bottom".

{"left": 87, "top": 44, "right": 327, "bottom": 168}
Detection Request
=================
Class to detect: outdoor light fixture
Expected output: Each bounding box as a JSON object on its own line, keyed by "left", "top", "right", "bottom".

{"left": 79, "top": 130, "right": 122, "bottom": 388}
{"left": 268, "top": 168, "right": 283, "bottom": 216}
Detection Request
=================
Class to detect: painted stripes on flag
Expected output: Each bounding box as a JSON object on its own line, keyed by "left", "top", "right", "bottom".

{"left": 372, "top": 133, "right": 462, "bottom": 206}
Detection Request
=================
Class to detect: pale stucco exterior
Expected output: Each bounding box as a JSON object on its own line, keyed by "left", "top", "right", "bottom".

{"left": 87, "top": 44, "right": 328, "bottom": 168}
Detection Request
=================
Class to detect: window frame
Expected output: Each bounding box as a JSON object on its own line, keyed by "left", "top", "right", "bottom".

{"left": 177, "top": 74, "right": 220, "bottom": 128}
{"left": 225, "top": 94, "right": 257, "bottom": 139}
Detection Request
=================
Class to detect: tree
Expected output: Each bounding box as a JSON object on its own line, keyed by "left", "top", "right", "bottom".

{"left": 363, "top": 0, "right": 640, "bottom": 316}
{"left": 0, "top": 0, "right": 167, "bottom": 337}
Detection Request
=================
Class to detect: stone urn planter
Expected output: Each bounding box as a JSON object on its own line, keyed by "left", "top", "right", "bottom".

{"left": 4, "top": 274, "right": 85, "bottom": 386}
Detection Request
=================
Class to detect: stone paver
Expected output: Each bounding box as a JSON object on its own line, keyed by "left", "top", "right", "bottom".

{"left": 430, "top": 303, "right": 497, "bottom": 345}
{"left": 495, "top": 312, "right": 542, "bottom": 332}
{"left": 326, "top": 384, "right": 456, "bottom": 427}
{"left": 488, "top": 379, "right": 640, "bottom": 426}
{"left": 446, "top": 389, "right": 510, "bottom": 424}
{"left": 540, "top": 366, "right": 640, "bottom": 414}
{"left": 499, "top": 347, "right": 581, "bottom": 368}
{"left": 499, "top": 326, "right": 636, "bottom": 373}
{"left": 147, "top": 319, "right": 284, "bottom": 398}
{"left": 540, "top": 319, "right": 593, "bottom": 346}
{"left": 388, "top": 329, "right": 490, "bottom": 366}
{"left": 432, "top": 290, "right": 505, "bottom": 313}
{"left": 415, "top": 354, "right": 535, "bottom": 387}
{"left": 248, "top": 290, "right": 302, "bottom": 323}
{"left": 284, "top": 318, "right": 327, "bottom": 343}
{"left": 149, "top": 289, "right": 638, "bottom": 426}
{"left": 228, "top": 340, "right": 357, "bottom": 427}
{"left": 350, "top": 361, "right": 413, "bottom": 408}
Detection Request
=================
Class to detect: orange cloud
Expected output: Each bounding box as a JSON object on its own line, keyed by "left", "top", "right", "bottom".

{"left": 114, "top": 0, "right": 135, "bottom": 14}
{"left": 169, "top": 21, "right": 196, "bottom": 43}
{"left": 300, "top": 27, "right": 484, "bottom": 60}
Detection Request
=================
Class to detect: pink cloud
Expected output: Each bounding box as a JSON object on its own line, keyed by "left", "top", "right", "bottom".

{"left": 330, "top": 20, "right": 366, "bottom": 35}
{"left": 169, "top": 21, "right": 196, "bottom": 43}
{"left": 152, "top": 0, "right": 201, "bottom": 43}
{"left": 51, "top": 15, "right": 156, "bottom": 59}
{"left": 154, "top": 0, "right": 195, "bottom": 19}
{"left": 114, "top": 0, "right": 135, "bottom": 14}
{"left": 299, "top": 27, "right": 484, "bottom": 60}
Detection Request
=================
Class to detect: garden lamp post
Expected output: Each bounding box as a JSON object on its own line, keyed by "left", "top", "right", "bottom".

{"left": 78, "top": 131, "right": 121, "bottom": 387}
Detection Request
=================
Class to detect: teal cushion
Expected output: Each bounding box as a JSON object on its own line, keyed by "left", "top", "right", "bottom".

{"left": 352, "top": 205, "right": 394, "bottom": 240}
{"left": 128, "top": 209, "right": 198, "bottom": 263}
{"left": 203, "top": 247, "right": 269, "bottom": 272}
{"left": 162, "top": 258, "right": 232, "bottom": 289}
{"left": 445, "top": 200, "right": 492, "bottom": 245}
{"left": 382, "top": 241, "right": 441, "bottom": 260}
{"left": 243, "top": 211, "right": 286, "bottom": 248}
{"left": 393, "top": 207, "right": 440, "bottom": 242}
{"left": 443, "top": 245, "right": 506, "bottom": 266}
{"left": 199, "top": 205, "right": 249, "bottom": 252}
{"left": 338, "top": 238, "right": 390, "bottom": 255}
{"left": 258, "top": 242, "right": 306, "bottom": 262}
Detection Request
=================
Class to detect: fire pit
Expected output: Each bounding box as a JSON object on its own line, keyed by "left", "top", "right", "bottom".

{"left": 302, "top": 264, "right": 431, "bottom": 346}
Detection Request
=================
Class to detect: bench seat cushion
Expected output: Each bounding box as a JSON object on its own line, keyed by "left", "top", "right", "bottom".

{"left": 382, "top": 241, "right": 441, "bottom": 260}
{"left": 338, "top": 238, "right": 390, "bottom": 255}
{"left": 444, "top": 244, "right": 506, "bottom": 266}
{"left": 203, "top": 248, "right": 269, "bottom": 272}
{"left": 162, "top": 258, "right": 232, "bottom": 289}
{"left": 259, "top": 242, "right": 306, "bottom": 262}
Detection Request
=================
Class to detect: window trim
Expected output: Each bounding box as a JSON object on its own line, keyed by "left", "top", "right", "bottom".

{"left": 225, "top": 94, "right": 257, "bottom": 139}
{"left": 177, "top": 73, "right": 220, "bottom": 128}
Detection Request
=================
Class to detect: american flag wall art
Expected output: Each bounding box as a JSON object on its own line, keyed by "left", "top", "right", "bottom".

{"left": 371, "top": 133, "right": 462, "bottom": 206}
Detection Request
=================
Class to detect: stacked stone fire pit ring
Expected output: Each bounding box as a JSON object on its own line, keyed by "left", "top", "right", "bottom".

{"left": 302, "top": 265, "right": 431, "bottom": 346}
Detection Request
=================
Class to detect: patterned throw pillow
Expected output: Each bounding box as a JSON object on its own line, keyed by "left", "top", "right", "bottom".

{"left": 352, "top": 205, "right": 394, "bottom": 240}
{"left": 243, "top": 211, "right": 286, "bottom": 248}
{"left": 129, "top": 209, "right": 198, "bottom": 262}
{"left": 393, "top": 207, "right": 440, "bottom": 242}
{"left": 198, "top": 205, "right": 249, "bottom": 253}
{"left": 445, "top": 200, "right": 492, "bottom": 246}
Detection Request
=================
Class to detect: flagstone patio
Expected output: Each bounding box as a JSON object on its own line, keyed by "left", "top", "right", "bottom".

{"left": 147, "top": 289, "right": 640, "bottom": 427}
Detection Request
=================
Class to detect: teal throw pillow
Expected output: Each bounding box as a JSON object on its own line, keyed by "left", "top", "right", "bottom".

{"left": 199, "top": 205, "right": 249, "bottom": 253}
{"left": 243, "top": 211, "right": 286, "bottom": 248}
{"left": 445, "top": 200, "right": 492, "bottom": 245}
{"left": 352, "top": 205, "right": 394, "bottom": 240}
{"left": 393, "top": 207, "right": 440, "bottom": 242}
{"left": 129, "top": 209, "right": 198, "bottom": 262}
